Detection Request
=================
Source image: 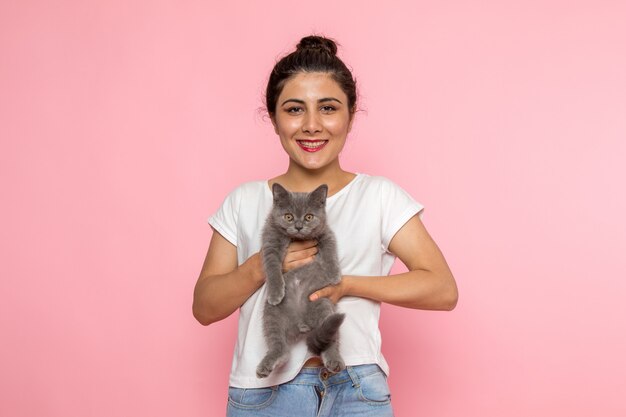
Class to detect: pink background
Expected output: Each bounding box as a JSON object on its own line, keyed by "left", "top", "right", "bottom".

{"left": 2, "top": 1, "right": 625, "bottom": 416}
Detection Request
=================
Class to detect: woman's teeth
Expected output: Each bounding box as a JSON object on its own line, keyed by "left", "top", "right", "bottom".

{"left": 297, "top": 140, "right": 328, "bottom": 152}
{"left": 299, "top": 140, "right": 325, "bottom": 148}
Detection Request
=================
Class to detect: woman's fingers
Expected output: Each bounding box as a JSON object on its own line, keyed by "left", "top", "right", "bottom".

{"left": 309, "top": 281, "right": 345, "bottom": 304}
{"left": 301, "top": 246, "right": 319, "bottom": 259}
{"left": 287, "top": 239, "right": 317, "bottom": 252}
{"left": 283, "top": 250, "right": 317, "bottom": 271}
{"left": 282, "top": 240, "right": 318, "bottom": 272}
{"left": 286, "top": 240, "right": 318, "bottom": 260}
{"left": 283, "top": 256, "right": 315, "bottom": 272}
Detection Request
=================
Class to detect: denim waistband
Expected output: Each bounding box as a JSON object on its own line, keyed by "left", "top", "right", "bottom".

{"left": 285, "top": 363, "right": 383, "bottom": 387}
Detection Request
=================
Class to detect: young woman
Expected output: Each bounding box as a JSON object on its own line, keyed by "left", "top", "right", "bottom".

{"left": 193, "top": 35, "right": 458, "bottom": 417}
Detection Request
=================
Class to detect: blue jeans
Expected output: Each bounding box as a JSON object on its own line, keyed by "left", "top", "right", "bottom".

{"left": 226, "top": 363, "right": 394, "bottom": 417}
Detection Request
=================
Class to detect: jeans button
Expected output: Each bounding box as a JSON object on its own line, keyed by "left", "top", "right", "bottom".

{"left": 321, "top": 370, "right": 329, "bottom": 380}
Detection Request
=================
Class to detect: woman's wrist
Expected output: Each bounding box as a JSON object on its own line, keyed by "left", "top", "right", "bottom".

{"left": 341, "top": 275, "right": 356, "bottom": 297}
{"left": 238, "top": 253, "right": 266, "bottom": 287}
{"left": 340, "top": 274, "right": 387, "bottom": 303}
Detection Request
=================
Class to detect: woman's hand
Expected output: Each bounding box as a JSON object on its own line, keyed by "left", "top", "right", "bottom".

{"left": 309, "top": 277, "right": 350, "bottom": 304}
{"left": 240, "top": 239, "right": 318, "bottom": 285}
{"left": 282, "top": 239, "right": 318, "bottom": 273}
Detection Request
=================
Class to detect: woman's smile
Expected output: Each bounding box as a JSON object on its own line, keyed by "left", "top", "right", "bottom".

{"left": 296, "top": 139, "right": 329, "bottom": 152}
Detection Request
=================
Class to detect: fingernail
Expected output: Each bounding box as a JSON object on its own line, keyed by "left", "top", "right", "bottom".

{"left": 310, "top": 294, "right": 318, "bottom": 301}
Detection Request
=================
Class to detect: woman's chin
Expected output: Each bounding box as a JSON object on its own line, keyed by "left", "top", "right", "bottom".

{"left": 293, "top": 156, "right": 337, "bottom": 172}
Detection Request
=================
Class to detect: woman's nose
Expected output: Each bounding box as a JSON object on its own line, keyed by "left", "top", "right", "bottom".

{"left": 302, "top": 112, "right": 322, "bottom": 134}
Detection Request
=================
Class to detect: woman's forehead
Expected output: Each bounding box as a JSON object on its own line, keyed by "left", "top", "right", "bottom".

{"left": 279, "top": 72, "right": 347, "bottom": 102}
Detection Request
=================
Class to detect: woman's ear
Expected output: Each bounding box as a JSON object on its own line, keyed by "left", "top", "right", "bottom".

{"left": 347, "top": 111, "right": 355, "bottom": 133}
{"left": 270, "top": 114, "right": 279, "bottom": 135}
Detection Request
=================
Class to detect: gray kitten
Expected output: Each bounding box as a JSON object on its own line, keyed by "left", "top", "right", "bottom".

{"left": 256, "top": 183, "right": 345, "bottom": 378}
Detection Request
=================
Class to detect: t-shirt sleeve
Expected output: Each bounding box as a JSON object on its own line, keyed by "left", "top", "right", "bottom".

{"left": 207, "top": 186, "right": 242, "bottom": 247}
{"left": 380, "top": 177, "right": 425, "bottom": 253}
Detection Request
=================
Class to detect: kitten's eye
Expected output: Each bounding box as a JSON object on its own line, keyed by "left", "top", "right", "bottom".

{"left": 284, "top": 213, "right": 294, "bottom": 221}
{"left": 304, "top": 214, "right": 314, "bottom": 221}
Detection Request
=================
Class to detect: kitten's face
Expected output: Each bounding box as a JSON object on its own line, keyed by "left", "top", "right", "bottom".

{"left": 271, "top": 183, "right": 328, "bottom": 239}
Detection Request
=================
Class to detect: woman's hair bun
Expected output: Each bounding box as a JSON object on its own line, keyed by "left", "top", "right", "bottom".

{"left": 265, "top": 34, "right": 356, "bottom": 116}
{"left": 296, "top": 35, "right": 338, "bottom": 56}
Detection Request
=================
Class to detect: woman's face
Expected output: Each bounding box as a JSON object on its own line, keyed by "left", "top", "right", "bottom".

{"left": 271, "top": 72, "right": 354, "bottom": 172}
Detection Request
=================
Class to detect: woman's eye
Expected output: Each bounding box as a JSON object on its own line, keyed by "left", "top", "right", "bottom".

{"left": 284, "top": 213, "right": 294, "bottom": 221}
{"left": 286, "top": 107, "right": 303, "bottom": 114}
{"left": 305, "top": 214, "right": 314, "bottom": 221}
{"left": 321, "top": 105, "right": 336, "bottom": 113}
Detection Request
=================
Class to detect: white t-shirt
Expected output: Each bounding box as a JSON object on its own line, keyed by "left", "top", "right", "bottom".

{"left": 207, "top": 173, "right": 424, "bottom": 388}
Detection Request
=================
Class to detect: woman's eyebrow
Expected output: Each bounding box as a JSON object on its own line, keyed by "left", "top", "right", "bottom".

{"left": 281, "top": 97, "right": 343, "bottom": 106}
{"left": 318, "top": 97, "right": 343, "bottom": 104}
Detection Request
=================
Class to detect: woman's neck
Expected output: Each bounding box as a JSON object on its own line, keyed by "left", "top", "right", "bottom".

{"left": 271, "top": 159, "right": 356, "bottom": 197}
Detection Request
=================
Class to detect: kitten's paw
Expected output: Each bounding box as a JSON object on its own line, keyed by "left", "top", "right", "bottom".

{"left": 256, "top": 363, "right": 273, "bottom": 378}
{"left": 322, "top": 352, "right": 345, "bottom": 374}
{"left": 298, "top": 323, "right": 311, "bottom": 333}
{"left": 267, "top": 287, "right": 285, "bottom": 305}
{"left": 256, "top": 353, "right": 289, "bottom": 378}
{"left": 267, "top": 294, "right": 284, "bottom": 306}
{"left": 256, "top": 356, "right": 275, "bottom": 378}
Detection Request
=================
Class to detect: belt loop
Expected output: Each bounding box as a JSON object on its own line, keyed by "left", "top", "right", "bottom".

{"left": 346, "top": 365, "right": 360, "bottom": 388}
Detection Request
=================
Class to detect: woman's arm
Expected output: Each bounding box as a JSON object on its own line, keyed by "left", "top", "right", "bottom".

{"left": 192, "top": 230, "right": 265, "bottom": 326}
{"left": 309, "top": 215, "right": 458, "bottom": 311}
{"left": 192, "top": 230, "right": 320, "bottom": 325}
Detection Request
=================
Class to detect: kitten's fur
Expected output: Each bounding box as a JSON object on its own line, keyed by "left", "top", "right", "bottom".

{"left": 256, "top": 183, "right": 345, "bottom": 378}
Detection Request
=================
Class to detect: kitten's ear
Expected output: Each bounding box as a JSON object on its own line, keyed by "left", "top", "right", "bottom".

{"left": 309, "top": 184, "right": 328, "bottom": 207}
{"left": 272, "top": 183, "right": 290, "bottom": 204}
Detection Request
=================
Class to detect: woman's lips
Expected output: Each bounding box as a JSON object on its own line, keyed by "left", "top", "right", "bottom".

{"left": 297, "top": 140, "right": 328, "bottom": 152}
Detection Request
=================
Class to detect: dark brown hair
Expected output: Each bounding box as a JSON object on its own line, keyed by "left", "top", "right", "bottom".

{"left": 265, "top": 35, "right": 357, "bottom": 118}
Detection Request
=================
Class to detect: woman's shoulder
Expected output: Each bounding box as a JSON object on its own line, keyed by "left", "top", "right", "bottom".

{"left": 353, "top": 173, "right": 400, "bottom": 189}
{"left": 223, "top": 178, "right": 268, "bottom": 198}
{"left": 352, "top": 173, "right": 418, "bottom": 202}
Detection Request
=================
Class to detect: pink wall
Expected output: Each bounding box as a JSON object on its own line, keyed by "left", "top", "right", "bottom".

{"left": 2, "top": 1, "right": 625, "bottom": 416}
